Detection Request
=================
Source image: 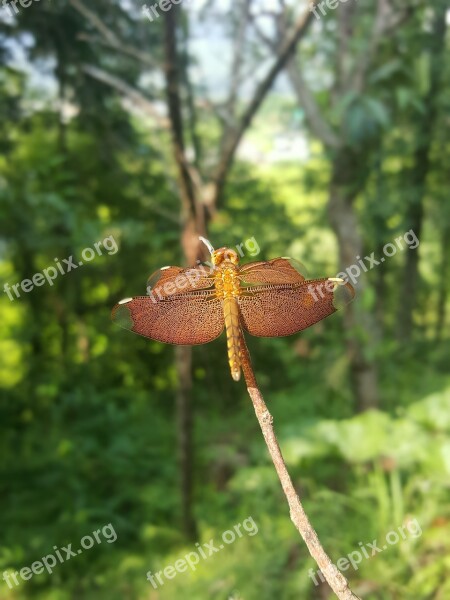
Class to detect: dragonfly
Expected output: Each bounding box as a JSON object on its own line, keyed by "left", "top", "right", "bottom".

{"left": 111, "top": 238, "right": 355, "bottom": 382}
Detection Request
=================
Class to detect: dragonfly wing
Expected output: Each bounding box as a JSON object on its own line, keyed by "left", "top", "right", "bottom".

{"left": 112, "top": 292, "right": 224, "bottom": 345}
{"left": 239, "top": 257, "right": 306, "bottom": 285}
{"left": 238, "top": 279, "right": 355, "bottom": 337}
{"left": 147, "top": 265, "right": 214, "bottom": 298}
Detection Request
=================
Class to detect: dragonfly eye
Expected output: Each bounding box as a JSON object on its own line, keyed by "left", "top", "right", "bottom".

{"left": 211, "top": 251, "right": 222, "bottom": 265}
{"left": 224, "top": 249, "right": 239, "bottom": 264}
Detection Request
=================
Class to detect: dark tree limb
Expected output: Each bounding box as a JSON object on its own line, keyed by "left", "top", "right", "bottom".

{"left": 162, "top": 4, "right": 209, "bottom": 541}
{"left": 163, "top": 5, "right": 207, "bottom": 248}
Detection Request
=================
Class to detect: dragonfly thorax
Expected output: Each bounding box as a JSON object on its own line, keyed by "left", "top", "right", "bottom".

{"left": 214, "top": 265, "right": 241, "bottom": 299}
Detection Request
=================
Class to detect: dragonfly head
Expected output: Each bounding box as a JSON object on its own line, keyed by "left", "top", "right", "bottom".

{"left": 211, "top": 247, "right": 239, "bottom": 266}
{"left": 199, "top": 237, "right": 239, "bottom": 266}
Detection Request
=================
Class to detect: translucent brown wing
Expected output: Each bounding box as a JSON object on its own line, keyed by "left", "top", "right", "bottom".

{"left": 112, "top": 291, "right": 224, "bottom": 345}
{"left": 239, "top": 257, "right": 306, "bottom": 285}
{"left": 147, "top": 265, "right": 214, "bottom": 298}
{"left": 238, "top": 279, "right": 355, "bottom": 337}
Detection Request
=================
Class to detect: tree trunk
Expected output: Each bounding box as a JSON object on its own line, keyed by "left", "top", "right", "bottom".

{"left": 435, "top": 226, "right": 450, "bottom": 342}
{"left": 164, "top": 6, "right": 201, "bottom": 540}
{"left": 396, "top": 1, "right": 447, "bottom": 342}
{"left": 175, "top": 215, "right": 207, "bottom": 541}
{"left": 328, "top": 152, "right": 379, "bottom": 411}
{"left": 175, "top": 344, "right": 197, "bottom": 540}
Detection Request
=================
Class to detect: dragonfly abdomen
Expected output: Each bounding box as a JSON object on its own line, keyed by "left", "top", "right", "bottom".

{"left": 223, "top": 297, "right": 241, "bottom": 381}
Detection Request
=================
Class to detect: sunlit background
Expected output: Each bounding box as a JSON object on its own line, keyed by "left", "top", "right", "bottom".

{"left": 1, "top": 1, "right": 449, "bottom": 599}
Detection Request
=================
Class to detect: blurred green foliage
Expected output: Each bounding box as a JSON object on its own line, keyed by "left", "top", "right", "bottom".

{"left": 0, "top": 1, "right": 449, "bottom": 599}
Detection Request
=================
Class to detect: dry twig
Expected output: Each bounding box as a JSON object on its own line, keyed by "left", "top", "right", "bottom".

{"left": 239, "top": 333, "right": 362, "bottom": 600}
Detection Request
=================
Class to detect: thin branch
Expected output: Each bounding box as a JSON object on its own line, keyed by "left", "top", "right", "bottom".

{"left": 212, "top": 0, "right": 320, "bottom": 198}
{"left": 144, "top": 199, "right": 181, "bottom": 224}
{"left": 202, "top": 97, "right": 237, "bottom": 130}
{"left": 239, "top": 333, "right": 362, "bottom": 600}
{"left": 81, "top": 64, "right": 169, "bottom": 126}
{"left": 217, "top": 0, "right": 252, "bottom": 170}
{"left": 163, "top": 6, "right": 196, "bottom": 211}
{"left": 287, "top": 60, "right": 341, "bottom": 149}
{"left": 81, "top": 63, "right": 183, "bottom": 213}
{"left": 70, "top": 0, "right": 118, "bottom": 45}
{"left": 76, "top": 32, "right": 157, "bottom": 69}
{"left": 335, "top": 0, "right": 358, "bottom": 98}
{"left": 251, "top": 4, "right": 340, "bottom": 150}
{"left": 225, "top": 0, "right": 251, "bottom": 119}
{"left": 179, "top": 18, "right": 203, "bottom": 170}
{"left": 351, "top": 0, "right": 412, "bottom": 93}
{"left": 251, "top": 14, "right": 277, "bottom": 50}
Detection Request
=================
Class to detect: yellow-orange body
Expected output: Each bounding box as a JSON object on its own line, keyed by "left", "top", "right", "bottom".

{"left": 211, "top": 249, "right": 242, "bottom": 381}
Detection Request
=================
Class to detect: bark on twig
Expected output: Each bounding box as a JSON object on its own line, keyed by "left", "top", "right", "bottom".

{"left": 239, "top": 333, "right": 362, "bottom": 600}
